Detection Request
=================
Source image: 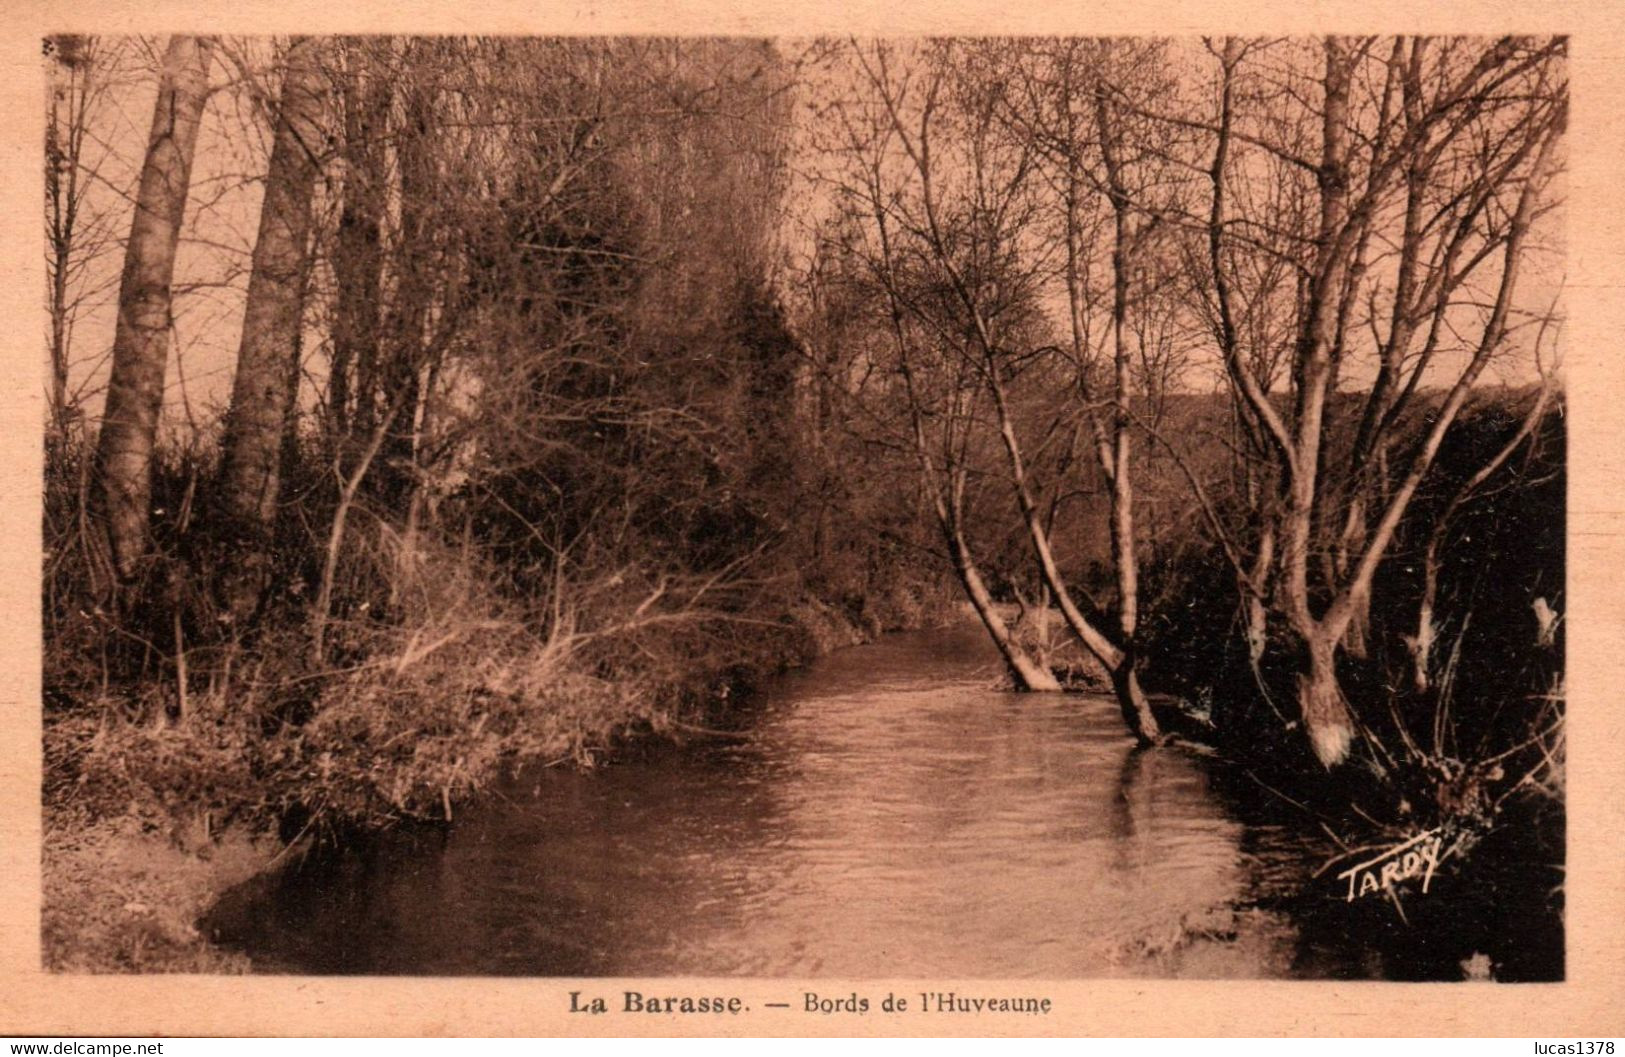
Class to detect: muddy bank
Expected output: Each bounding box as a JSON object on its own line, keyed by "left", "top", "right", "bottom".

{"left": 42, "top": 812, "right": 289, "bottom": 972}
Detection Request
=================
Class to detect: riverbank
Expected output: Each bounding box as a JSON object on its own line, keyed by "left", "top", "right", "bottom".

{"left": 48, "top": 601, "right": 1562, "bottom": 979}
{"left": 42, "top": 811, "right": 279, "bottom": 972}
{"left": 203, "top": 625, "right": 1318, "bottom": 977}
{"left": 40, "top": 580, "right": 950, "bottom": 972}
{"left": 204, "top": 621, "right": 1558, "bottom": 980}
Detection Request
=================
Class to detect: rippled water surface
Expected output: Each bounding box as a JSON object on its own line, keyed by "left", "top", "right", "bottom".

{"left": 216, "top": 625, "right": 1368, "bottom": 977}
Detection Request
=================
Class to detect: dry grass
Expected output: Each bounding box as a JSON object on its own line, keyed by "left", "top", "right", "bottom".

{"left": 42, "top": 811, "right": 278, "bottom": 973}
{"left": 40, "top": 494, "right": 950, "bottom": 969}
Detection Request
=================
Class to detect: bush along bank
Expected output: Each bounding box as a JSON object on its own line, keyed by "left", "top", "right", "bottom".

{"left": 44, "top": 441, "right": 954, "bottom": 971}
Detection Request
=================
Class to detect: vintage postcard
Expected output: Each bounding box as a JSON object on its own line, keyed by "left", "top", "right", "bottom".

{"left": 2, "top": 0, "right": 1623, "bottom": 1038}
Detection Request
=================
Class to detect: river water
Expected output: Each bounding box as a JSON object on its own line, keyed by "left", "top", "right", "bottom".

{"left": 212, "top": 623, "right": 1550, "bottom": 978}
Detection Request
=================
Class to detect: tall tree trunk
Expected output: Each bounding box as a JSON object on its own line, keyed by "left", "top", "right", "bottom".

{"left": 46, "top": 87, "right": 73, "bottom": 435}
{"left": 48, "top": 227, "right": 71, "bottom": 434}
{"left": 218, "top": 36, "right": 329, "bottom": 618}
{"left": 330, "top": 39, "right": 390, "bottom": 449}
{"left": 93, "top": 35, "right": 213, "bottom": 583}
{"left": 1243, "top": 522, "right": 1275, "bottom": 668}
{"left": 1279, "top": 40, "right": 1358, "bottom": 766}
{"left": 373, "top": 73, "right": 435, "bottom": 503}
{"left": 1097, "top": 83, "right": 1161, "bottom": 744}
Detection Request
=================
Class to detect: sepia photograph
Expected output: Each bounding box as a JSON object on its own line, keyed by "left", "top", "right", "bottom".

{"left": 33, "top": 26, "right": 1576, "bottom": 997}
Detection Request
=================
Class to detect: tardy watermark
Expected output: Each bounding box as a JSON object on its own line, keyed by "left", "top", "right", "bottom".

{"left": 1335, "top": 829, "right": 1446, "bottom": 902}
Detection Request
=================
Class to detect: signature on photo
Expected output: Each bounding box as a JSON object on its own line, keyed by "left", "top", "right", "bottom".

{"left": 1335, "top": 830, "right": 1447, "bottom": 903}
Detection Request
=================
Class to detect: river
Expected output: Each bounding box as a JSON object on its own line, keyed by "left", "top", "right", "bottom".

{"left": 209, "top": 623, "right": 1557, "bottom": 979}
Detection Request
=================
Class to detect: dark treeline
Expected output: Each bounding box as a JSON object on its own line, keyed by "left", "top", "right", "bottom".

{"left": 49, "top": 35, "right": 939, "bottom": 832}
{"left": 44, "top": 34, "right": 1564, "bottom": 970}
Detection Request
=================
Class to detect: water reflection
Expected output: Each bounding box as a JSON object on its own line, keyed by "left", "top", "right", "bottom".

{"left": 219, "top": 625, "right": 1305, "bottom": 976}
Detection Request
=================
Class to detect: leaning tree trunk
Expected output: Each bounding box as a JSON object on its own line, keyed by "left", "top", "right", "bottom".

{"left": 217, "top": 37, "right": 329, "bottom": 620}
{"left": 924, "top": 449, "right": 1058, "bottom": 694}
{"left": 948, "top": 524, "right": 1062, "bottom": 693}
{"left": 92, "top": 35, "right": 213, "bottom": 584}
{"left": 982, "top": 355, "right": 1158, "bottom": 737}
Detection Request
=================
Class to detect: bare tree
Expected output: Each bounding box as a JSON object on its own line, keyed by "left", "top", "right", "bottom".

{"left": 813, "top": 45, "right": 1062, "bottom": 689}
{"left": 828, "top": 41, "right": 1188, "bottom": 735}
{"left": 998, "top": 38, "right": 1198, "bottom": 742}
{"left": 326, "top": 37, "right": 393, "bottom": 448}
{"left": 92, "top": 34, "right": 214, "bottom": 584}
{"left": 45, "top": 35, "right": 133, "bottom": 437}
{"left": 1191, "top": 36, "right": 1566, "bottom": 766}
{"left": 1409, "top": 358, "right": 1561, "bottom": 694}
{"left": 217, "top": 36, "right": 331, "bottom": 617}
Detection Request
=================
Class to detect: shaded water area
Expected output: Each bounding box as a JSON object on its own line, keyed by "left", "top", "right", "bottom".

{"left": 212, "top": 624, "right": 1561, "bottom": 979}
